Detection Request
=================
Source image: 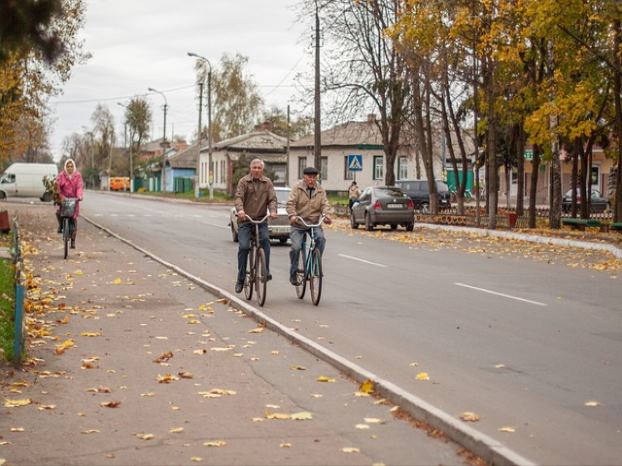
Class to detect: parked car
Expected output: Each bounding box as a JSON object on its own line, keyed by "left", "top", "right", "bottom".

{"left": 0, "top": 163, "right": 58, "bottom": 201}
{"left": 562, "top": 189, "right": 609, "bottom": 213}
{"left": 350, "top": 186, "right": 415, "bottom": 231}
{"left": 394, "top": 180, "right": 451, "bottom": 211}
{"left": 229, "top": 186, "right": 291, "bottom": 243}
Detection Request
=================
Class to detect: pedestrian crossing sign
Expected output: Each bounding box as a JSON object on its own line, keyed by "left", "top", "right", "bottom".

{"left": 347, "top": 154, "right": 363, "bottom": 171}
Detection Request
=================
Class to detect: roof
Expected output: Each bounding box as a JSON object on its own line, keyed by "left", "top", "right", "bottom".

{"left": 167, "top": 143, "right": 198, "bottom": 169}
{"left": 202, "top": 130, "right": 287, "bottom": 153}
{"left": 291, "top": 120, "right": 383, "bottom": 148}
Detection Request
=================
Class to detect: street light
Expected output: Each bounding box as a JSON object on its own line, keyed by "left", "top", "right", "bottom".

{"left": 147, "top": 87, "right": 169, "bottom": 193}
{"left": 117, "top": 102, "right": 132, "bottom": 193}
{"left": 187, "top": 51, "right": 213, "bottom": 200}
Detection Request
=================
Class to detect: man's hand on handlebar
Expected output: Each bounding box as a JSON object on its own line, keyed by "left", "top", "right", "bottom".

{"left": 270, "top": 211, "right": 278, "bottom": 220}
{"left": 323, "top": 216, "right": 332, "bottom": 225}
{"left": 289, "top": 215, "right": 297, "bottom": 225}
{"left": 237, "top": 209, "right": 246, "bottom": 221}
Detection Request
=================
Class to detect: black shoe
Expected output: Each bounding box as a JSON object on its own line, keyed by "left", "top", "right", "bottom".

{"left": 235, "top": 281, "right": 244, "bottom": 293}
{"left": 289, "top": 275, "right": 299, "bottom": 286}
{"left": 70, "top": 240, "right": 76, "bottom": 249}
{"left": 266, "top": 273, "right": 272, "bottom": 281}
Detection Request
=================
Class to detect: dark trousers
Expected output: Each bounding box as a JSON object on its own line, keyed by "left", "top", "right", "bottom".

{"left": 237, "top": 222, "right": 270, "bottom": 284}
{"left": 289, "top": 226, "right": 325, "bottom": 279}
{"left": 56, "top": 213, "right": 77, "bottom": 240}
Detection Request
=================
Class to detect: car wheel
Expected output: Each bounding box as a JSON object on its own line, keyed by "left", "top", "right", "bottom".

{"left": 0, "top": 191, "right": 6, "bottom": 200}
{"left": 390, "top": 224, "right": 397, "bottom": 230}
{"left": 41, "top": 191, "right": 53, "bottom": 202}
{"left": 365, "top": 213, "right": 374, "bottom": 231}
{"left": 406, "top": 222, "right": 414, "bottom": 232}
{"left": 231, "top": 224, "right": 238, "bottom": 242}
{"left": 350, "top": 212, "right": 358, "bottom": 229}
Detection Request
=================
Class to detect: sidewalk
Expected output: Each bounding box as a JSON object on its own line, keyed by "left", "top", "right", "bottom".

{"left": 0, "top": 205, "right": 471, "bottom": 466}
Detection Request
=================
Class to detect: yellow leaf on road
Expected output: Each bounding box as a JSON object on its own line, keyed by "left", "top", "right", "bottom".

{"left": 280, "top": 443, "right": 292, "bottom": 448}
{"left": 290, "top": 365, "right": 306, "bottom": 371}
{"left": 169, "top": 427, "right": 184, "bottom": 433}
{"left": 178, "top": 371, "right": 193, "bottom": 379}
{"left": 317, "top": 376, "right": 336, "bottom": 383}
{"left": 290, "top": 411, "right": 313, "bottom": 420}
{"left": 203, "top": 440, "right": 226, "bottom": 447}
{"left": 38, "top": 404, "right": 57, "bottom": 411}
{"left": 100, "top": 401, "right": 121, "bottom": 408}
{"left": 191, "top": 457, "right": 203, "bottom": 462}
{"left": 136, "top": 433, "right": 154, "bottom": 440}
{"left": 80, "top": 332, "right": 101, "bottom": 337}
{"left": 265, "top": 412, "right": 290, "bottom": 420}
{"left": 4, "top": 398, "right": 32, "bottom": 408}
{"left": 364, "top": 418, "right": 384, "bottom": 424}
{"left": 498, "top": 426, "right": 516, "bottom": 432}
{"left": 157, "top": 374, "right": 179, "bottom": 384}
{"left": 342, "top": 447, "right": 360, "bottom": 453}
{"left": 112, "top": 278, "right": 122, "bottom": 285}
{"left": 460, "top": 412, "right": 480, "bottom": 422}
{"left": 10, "top": 428, "right": 25, "bottom": 432}
{"left": 248, "top": 326, "right": 264, "bottom": 334}
{"left": 355, "top": 424, "right": 370, "bottom": 430}
{"left": 585, "top": 400, "right": 602, "bottom": 407}
{"left": 359, "top": 379, "right": 374, "bottom": 394}
{"left": 415, "top": 372, "right": 430, "bottom": 381}
{"left": 55, "top": 339, "right": 75, "bottom": 355}
{"left": 82, "top": 429, "right": 100, "bottom": 434}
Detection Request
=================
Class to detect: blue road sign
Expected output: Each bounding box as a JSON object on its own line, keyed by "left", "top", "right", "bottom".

{"left": 348, "top": 154, "right": 363, "bottom": 171}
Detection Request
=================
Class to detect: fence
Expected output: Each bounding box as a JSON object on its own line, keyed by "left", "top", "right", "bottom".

{"left": 11, "top": 219, "right": 25, "bottom": 365}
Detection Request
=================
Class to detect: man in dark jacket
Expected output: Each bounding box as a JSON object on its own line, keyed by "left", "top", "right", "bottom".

{"left": 233, "top": 158, "right": 277, "bottom": 293}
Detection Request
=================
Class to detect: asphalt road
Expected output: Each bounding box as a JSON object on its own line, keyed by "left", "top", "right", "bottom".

{"left": 81, "top": 191, "right": 622, "bottom": 465}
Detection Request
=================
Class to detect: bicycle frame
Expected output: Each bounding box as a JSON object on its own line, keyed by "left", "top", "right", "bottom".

{"left": 243, "top": 214, "right": 269, "bottom": 306}
{"left": 294, "top": 216, "right": 325, "bottom": 305}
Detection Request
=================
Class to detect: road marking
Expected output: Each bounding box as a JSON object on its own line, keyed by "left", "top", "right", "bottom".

{"left": 338, "top": 253, "right": 388, "bottom": 268}
{"left": 454, "top": 282, "right": 547, "bottom": 306}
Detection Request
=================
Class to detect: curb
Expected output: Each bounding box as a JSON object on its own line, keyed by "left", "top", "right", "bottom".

{"left": 415, "top": 222, "right": 622, "bottom": 260}
{"left": 83, "top": 214, "right": 535, "bottom": 466}
{"left": 97, "top": 190, "right": 233, "bottom": 207}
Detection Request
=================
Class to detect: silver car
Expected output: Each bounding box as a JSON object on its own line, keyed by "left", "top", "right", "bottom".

{"left": 350, "top": 186, "right": 415, "bottom": 231}
{"left": 229, "top": 186, "right": 291, "bottom": 244}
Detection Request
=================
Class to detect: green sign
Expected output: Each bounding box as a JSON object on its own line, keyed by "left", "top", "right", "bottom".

{"left": 524, "top": 149, "right": 533, "bottom": 161}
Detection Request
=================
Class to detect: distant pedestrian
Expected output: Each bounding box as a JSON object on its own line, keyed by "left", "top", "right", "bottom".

{"left": 55, "top": 159, "right": 84, "bottom": 249}
{"left": 348, "top": 181, "right": 360, "bottom": 212}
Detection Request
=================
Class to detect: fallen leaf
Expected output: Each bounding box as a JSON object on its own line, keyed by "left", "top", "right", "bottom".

{"left": 203, "top": 440, "right": 226, "bottom": 447}
{"left": 10, "top": 427, "right": 25, "bottom": 432}
{"left": 80, "top": 332, "right": 101, "bottom": 337}
{"left": 359, "top": 379, "right": 374, "bottom": 394}
{"left": 342, "top": 447, "right": 360, "bottom": 453}
{"left": 248, "top": 326, "right": 265, "bottom": 334}
{"left": 169, "top": 427, "right": 184, "bottom": 433}
{"left": 584, "top": 400, "right": 602, "bottom": 407}
{"left": 364, "top": 418, "right": 384, "bottom": 424}
{"left": 354, "top": 391, "right": 370, "bottom": 397}
{"left": 210, "top": 347, "right": 232, "bottom": 352}
{"left": 82, "top": 429, "right": 100, "bottom": 434}
{"left": 415, "top": 372, "right": 430, "bottom": 381}
{"left": 498, "top": 426, "right": 516, "bottom": 433}
{"left": 37, "top": 404, "right": 57, "bottom": 411}
{"left": 317, "top": 376, "right": 336, "bottom": 383}
{"left": 460, "top": 412, "right": 480, "bottom": 422}
{"left": 112, "top": 277, "right": 122, "bottom": 285}
{"left": 55, "top": 339, "right": 75, "bottom": 355}
{"left": 290, "top": 365, "right": 306, "bottom": 371}
{"left": 140, "top": 392, "right": 156, "bottom": 397}
{"left": 136, "top": 433, "right": 154, "bottom": 440}
{"left": 265, "top": 412, "right": 290, "bottom": 420}
{"left": 290, "top": 411, "right": 313, "bottom": 420}
{"left": 4, "top": 398, "right": 32, "bottom": 408}
{"left": 157, "top": 374, "right": 179, "bottom": 384}
{"left": 178, "top": 371, "right": 193, "bottom": 379}
{"left": 100, "top": 401, "right": 121, "bottom": 408}
{"left": 280, "top": 443, "right": 292, "bottom": 448}
{"left": 153, "top": 351, "right": 173, "bottom": 363}
{"left": 355, "top": 424, "right": 370, "bottom": 430}
{"left": 191, "top": 457, "right": 203, "bottom": 462}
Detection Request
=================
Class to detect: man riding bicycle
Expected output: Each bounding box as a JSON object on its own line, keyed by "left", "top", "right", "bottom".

{"left": 234, "top": 158, "right": 277, "bottom": 294}
{"left": 286, "top": 166, "right": 332, "bottom": 286}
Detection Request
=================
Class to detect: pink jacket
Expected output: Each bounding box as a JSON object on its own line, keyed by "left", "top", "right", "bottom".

{"left": 56, "top": 171, "right": 84, "bottom": 219}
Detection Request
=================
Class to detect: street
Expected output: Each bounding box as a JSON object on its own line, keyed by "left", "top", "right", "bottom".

{"left": 81, "top": 191, "right": 622, "bottom": 465}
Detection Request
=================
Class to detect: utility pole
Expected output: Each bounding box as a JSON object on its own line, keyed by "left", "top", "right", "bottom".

{"left": 286, "top": 104, "right": 290, "bottom": 186}
{"left": 148, "top": 87, "right": 169, "bottom": 192}
{"left": 314, "top": 2, "right": 321, "bottom": 172}
{"left": 195, "top": 80, "right": 204, "bottom": 198}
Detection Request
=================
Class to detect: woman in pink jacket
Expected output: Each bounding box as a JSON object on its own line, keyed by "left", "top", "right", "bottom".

{"left": 55, "top": 159, "right": 84, "bottom": 249}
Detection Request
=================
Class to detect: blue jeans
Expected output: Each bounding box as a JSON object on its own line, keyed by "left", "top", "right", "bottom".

{"left": 289, "top": 226, "right": 325, "bottom": 279}
{"left": 237, "top": 222, "right": 270, "bottom": 284}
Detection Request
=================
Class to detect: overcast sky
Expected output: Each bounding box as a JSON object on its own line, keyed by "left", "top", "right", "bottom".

{"left": 48, "top": 0, "right": 312, "bottom": 159}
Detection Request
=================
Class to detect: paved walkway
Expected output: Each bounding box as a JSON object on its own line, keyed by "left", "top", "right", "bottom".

{"left": 0, "top": 205, "right": 470, "bottom": 466}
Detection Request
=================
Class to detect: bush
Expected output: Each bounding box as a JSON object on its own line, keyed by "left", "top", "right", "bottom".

{"left": 0, "top": 255, "right": 15, "bottom": 361}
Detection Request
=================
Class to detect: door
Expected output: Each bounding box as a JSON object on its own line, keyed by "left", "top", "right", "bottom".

{"left": 353, "top": 188, "right": 371, "bottom": 222}
{"left": 0, "top": 173, "right": 17, "bottom": 196}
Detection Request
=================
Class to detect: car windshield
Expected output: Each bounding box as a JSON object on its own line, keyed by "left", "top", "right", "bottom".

{"left": 374, "top": 187, "right": 406, "bottom": 198}
{"left": 276, "top": 190, "right": 290, "bottom": 205}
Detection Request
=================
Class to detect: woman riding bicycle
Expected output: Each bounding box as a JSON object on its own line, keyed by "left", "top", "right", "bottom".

{"left": 233, "top": 158, "right": 277, "bottom": 294}
{"left": 55, "top": 159, "right": 84, "bottom": 249}
{"left": 286, "top": 166, "right": 332, "bottom": 286}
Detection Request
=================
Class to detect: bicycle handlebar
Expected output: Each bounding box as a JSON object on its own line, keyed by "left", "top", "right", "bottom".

{"left": 244, "top": 214, "right": 270, "bottom": 224}
{"left": 295, "top": 215, "right": 325, "bottom": 229}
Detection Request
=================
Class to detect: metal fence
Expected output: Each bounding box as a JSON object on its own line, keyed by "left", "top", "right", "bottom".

{"left": 11, "top": 219, "right": 25, "bottom": 364}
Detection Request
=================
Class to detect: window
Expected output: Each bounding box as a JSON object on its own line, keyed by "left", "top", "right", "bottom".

{"left": 373, "top": 156, "right": 384, "bottom": 180}
{"left": 298, "top": 157, "right": 307, "bottom": 179}
{"left": 344, "top": 156, "right": 354, "bottom": 180}
{"left": 221, "top": 160, "right": 226, "bottom": 185}
{"left": 321, "top": 157, "right": 328, "bottom": 181}
{"left": 397, "top": 156, "right": 408, "bottom": 180}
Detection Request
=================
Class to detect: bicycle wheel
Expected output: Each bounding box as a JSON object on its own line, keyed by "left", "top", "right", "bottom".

{"left": 243, "top": 246, "right": 254, "bottom": 300}
{"left": 295, "top": 248, "right": 306, "bottom": 299}
{"left": 255, "top": 248, "right": 267, "bottom": 307}
{"left": 63, "top": 217, "right": 70, "bottom": 259}
{"left": 309, "top": 248, "right": 322, "bottom": 306}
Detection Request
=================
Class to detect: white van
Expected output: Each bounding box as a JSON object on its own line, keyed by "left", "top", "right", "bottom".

{"left": 0, "top": 163, "right": 58, "bottom": 201}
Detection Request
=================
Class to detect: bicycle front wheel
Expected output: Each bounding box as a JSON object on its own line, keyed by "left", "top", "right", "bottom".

{"left": 63, "top": 217, "right": 70, "bottom": 259}
{"left": 309, "top": 248, "right": 322, "bottom": 306}
{"left": 255, "top": 247, "right": 267, "bottom": 307}
{"left": 295, "top": 248, "right": 306, "bottom": 299}
{"left": 244, "top": 247, "right": 254, "bottom": 300}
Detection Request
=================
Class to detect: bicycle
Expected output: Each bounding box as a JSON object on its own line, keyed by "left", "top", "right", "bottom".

{"left": 60, "top": 197, "right": 78, "bottom": 260}
{"left": 293, "top": 215, "right": 325, "bottom": 306}
{"left": 242, "top": 214, "right": 270, "bottom": 307}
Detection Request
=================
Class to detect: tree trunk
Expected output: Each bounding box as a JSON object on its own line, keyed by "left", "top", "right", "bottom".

{"left": 614, "top": 19, "right": 622, "bottom": 223}
{"left": 549, "top": 137, "right": 562, "bottom": 229}
{"left": 516, "top": 124, "right": 525, "bottom": 217}
{"left": 484, "top": 55, "right": 498, "bottom": 229}
{"left": 578, "top": 141, "right": 588, "bottom": 219}
{"left": 528, "top": 144, "right": 541, "bottom": 228}
{"left": 571, "top": 139, "right": 579, "bottom": 218}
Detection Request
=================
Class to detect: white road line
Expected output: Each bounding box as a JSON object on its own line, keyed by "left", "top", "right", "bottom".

{"left": 338, "top": 253, "right": 388, "bottom": 268}
{"left": 454, "top": 282, "right": 547, "bottom": 306}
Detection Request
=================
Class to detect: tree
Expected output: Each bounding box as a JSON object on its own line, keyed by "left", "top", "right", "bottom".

{"left": 91, "top": 104, "right": 116, "bottom": 176}
{"left": 260, "top": 106, "right": 313, "bottom": 140}
{"left": 310, "top": 0, "right": 411, "bottom": 187}
{"left": 124, "top": 97, "right": 152, "bottom": 183}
